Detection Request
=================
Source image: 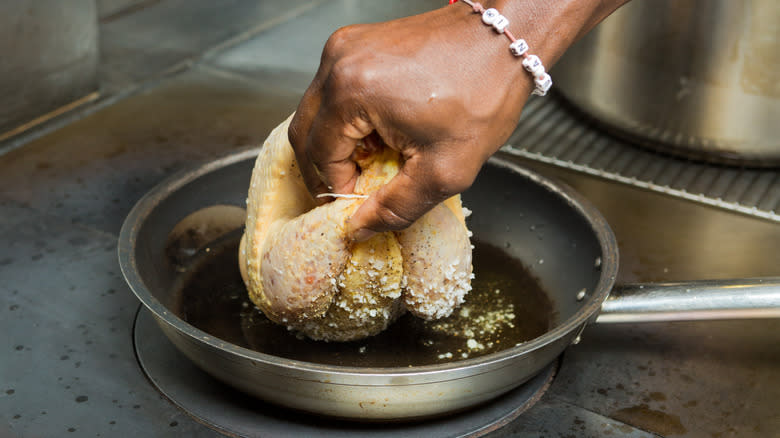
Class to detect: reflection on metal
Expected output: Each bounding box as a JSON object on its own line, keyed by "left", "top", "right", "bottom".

{"left": 98, "top": 0, "right": 161, "bottom": 22}
{"left": 504, "top": 96, "right": 780, "bottom": 223}
{"left": 0, "top": 0, "right": 99, "bottom": 134}
{"left": 597, "top": 278, "right": 780, "bottom": 323}
{"left": 0, "top": 92, "right": 100, "bottom": 143}
{"left": 553, "top": 0, "right": 780, "bottom": 165}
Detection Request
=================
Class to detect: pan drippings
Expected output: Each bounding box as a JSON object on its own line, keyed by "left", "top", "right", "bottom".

{"left": 172, "top": 232, "right": 553, "bottom": 367}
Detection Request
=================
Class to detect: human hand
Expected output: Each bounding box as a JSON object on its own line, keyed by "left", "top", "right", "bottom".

{"left": 289, "top": 0, "right": 628, "bottom": 241}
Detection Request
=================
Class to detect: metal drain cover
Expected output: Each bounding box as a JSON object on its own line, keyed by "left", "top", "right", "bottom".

{"left": 506, "top": 95, "right": 780, "bottom": 223}
{"left": 133, "top": 306, "right": 557, "bottom": 438}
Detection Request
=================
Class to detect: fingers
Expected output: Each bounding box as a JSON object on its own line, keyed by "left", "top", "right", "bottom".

{"left": 346, "top": 152, "right": 478, "bottom": 241}
{"left": 304, "top": 109, "right": 374, "bottom": 196}
{"left": 289, "top": 84, "right": 375, "bottom": 203}
{"left": 289, "top": 97, "right": 364, "bottom": 201}
{"left": 289, "top": 86, "right": 329, "bottom": 200}
{"left": 289, "top": 24, "right": 378, "bottom": 203}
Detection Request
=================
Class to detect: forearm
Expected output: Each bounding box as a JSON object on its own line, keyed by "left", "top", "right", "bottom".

{"left": 484, "top": 0, "right": 630, "bottom": 56}
{"left": 444, "top": 0, "right": 630, "bottom": 132}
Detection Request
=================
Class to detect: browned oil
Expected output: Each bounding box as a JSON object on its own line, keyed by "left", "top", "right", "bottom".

{"left": 173, "top": 233, "right": 553, "bottom": 367}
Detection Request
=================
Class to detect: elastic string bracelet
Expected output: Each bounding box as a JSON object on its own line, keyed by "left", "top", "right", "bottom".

{"left": 449, "top": 0, "right": 552, "bottom": 96}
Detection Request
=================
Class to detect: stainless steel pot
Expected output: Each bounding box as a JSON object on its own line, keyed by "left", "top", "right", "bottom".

{"left": 118, "top": 149, "right": 780, "bottom": 420}
{"left": 553, "top": 0, "right": 780, "bottom": 166}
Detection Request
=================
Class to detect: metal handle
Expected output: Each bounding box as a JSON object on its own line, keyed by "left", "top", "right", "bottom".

{"left": 595, "top": 277, "right": 780, "bottom": 324}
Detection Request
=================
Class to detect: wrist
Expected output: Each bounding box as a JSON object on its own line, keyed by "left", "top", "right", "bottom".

{"left": 449, "top": 0, "right": 628, "bottom": 69}
{"left": 445, "top": 0, "right": 628, "bottom": 105}
{"left": 444, "top": 0, "right": 562, "bottom": 105}
{"left": 485, "top": 0, "right": 589, "bottom": 65}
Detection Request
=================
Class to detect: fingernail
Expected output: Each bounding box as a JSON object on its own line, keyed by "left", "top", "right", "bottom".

{"left": 351, "top": 228, "right": 377, "bottom": 243}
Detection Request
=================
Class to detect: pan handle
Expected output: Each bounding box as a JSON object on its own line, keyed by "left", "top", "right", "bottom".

{"left": 595, "top": 277, "right": 780, "bottom": 323}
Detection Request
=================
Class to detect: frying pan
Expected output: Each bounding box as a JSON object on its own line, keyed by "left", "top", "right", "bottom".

{"left": 118, "top": 149, "right": 780, "bottom": 420}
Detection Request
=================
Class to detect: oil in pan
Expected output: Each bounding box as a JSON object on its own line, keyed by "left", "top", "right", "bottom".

{"left": 171, "top": 230, "right": 554, "bottom": 367}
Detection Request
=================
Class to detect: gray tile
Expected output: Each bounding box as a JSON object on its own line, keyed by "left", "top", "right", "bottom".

{"left": 207, "top": 0, "right": 442, "bottom": 91}
{"left": 99, "top": 0, "right": 318, "bottom": 90}
{"left": 490, "top": 399, "right": 659, "bottom": 438}
{"left": 98, "top": 0, "right": 155, "bottom": 19}
{"left": 545, "top": 321, "right": 780, "bottom": 437}
{"left": 0, "top": 0, "right": 99, "bottom": 134}
{"left": 0, "top": 203, "right": 217, "bottom": 437}
{"left": 0, "top": 67, "right": 299, "bottom": 235}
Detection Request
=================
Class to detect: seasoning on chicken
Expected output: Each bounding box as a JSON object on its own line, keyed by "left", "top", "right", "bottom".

{"left": 238, "top": 114, "right": 473, "bottom": 341}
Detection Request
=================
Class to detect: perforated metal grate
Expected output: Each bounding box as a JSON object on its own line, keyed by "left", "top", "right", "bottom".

{"left": 504, "top": 96, "right": 780, "bottom": 223}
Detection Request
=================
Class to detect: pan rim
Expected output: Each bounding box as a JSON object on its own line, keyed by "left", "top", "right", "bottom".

{"left": 118, "top": 149, "right": 618, "bottom": 382}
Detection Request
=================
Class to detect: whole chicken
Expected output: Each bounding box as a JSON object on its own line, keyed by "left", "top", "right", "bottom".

{"left": 238, "top": 115, "right": 473, "bottom": 341}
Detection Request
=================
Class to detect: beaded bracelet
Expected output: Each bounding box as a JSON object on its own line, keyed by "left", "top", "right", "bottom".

{"left": 449, "top": 0, "right": 552, "bottom": 96}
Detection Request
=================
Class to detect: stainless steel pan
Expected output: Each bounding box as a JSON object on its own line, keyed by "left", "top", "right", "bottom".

{"left": 118, "top": 149, "right": 780, "bottom": 420}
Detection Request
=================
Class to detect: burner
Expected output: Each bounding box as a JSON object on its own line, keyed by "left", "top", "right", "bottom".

{"left": 133, "top": 306, "right": 557, "bottom": 437}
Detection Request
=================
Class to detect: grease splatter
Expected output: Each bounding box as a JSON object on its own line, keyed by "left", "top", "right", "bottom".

{"left": 612, "top": 404, "right": 686, "bottom": 436}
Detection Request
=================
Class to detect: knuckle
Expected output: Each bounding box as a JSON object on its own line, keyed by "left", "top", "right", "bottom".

{"left": 425, "top": 161, "right": 476, "bottom": 198}
{"left": 448, "top": 171, "right": 477, "bottom": 195}
{"left": 328, "top": 58, "right": 371, "bottom": 95}
{"left": 322, "top": 25, "right": 360, "bottom": 62}
{"left": 373, "top": 201, "right": 415, "bottom": 231}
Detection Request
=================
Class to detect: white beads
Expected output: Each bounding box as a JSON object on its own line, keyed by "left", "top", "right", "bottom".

{"left": 460, "top": 1, "right": 552, "bottom": 97}
{"left": 533, "top": 73, "right": 553, "bottom": 96}
{"left": 522, "top": 54, "right": 551, "bottom": 96}
{"left": 481, "top": 8, "right": 500, "bottom": 25}
{"left": 481, "top": 8, "right": 509, "bottom": 33}
{"left": 522, "top": 55, "right": 545, "bottom": 76}
{"left": 492, "top": 15, "right": 509, "bottom": 33}
{"left": 509, "top": 39, "right": 529, "bottom": 56}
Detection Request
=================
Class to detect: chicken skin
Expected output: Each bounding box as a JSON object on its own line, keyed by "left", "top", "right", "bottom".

{"left": 239, "top": 115, "right": 473, "bottom": 341}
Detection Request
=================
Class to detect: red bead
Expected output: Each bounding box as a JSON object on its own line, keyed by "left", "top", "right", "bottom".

{"left": 449, "top": 0, "right": 458, "bottom": 4}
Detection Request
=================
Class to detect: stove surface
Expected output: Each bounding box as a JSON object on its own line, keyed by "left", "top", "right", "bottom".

{"left": 133, "top": 307, "right": 559, "bottom": 438}
{"left": 1, "top": 1, "right": 778, "bottom": 437}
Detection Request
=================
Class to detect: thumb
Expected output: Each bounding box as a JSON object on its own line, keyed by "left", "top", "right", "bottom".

{"left": 346, "top": 155, "right": 455, "bottom": 241}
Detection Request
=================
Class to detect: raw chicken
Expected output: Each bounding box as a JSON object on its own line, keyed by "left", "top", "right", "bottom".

{"left": 238, "top": 114, "right": 473, "bottom": 341}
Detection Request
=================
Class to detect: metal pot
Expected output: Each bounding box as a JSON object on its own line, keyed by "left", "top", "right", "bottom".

{"left": 553, "top": 0, "right": 780, "bottom": 166}
{"left": 118, "top": 149, "right": 780, "bottom": 420}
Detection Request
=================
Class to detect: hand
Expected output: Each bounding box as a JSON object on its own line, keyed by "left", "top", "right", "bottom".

{"left": 289, "top": 0, "right": 628, "bottom": 241}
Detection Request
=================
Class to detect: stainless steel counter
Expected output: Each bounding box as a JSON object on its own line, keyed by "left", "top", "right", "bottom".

{"left": 0, "top": 0, "right": 98, "bottom": 136}
{"left": 1, "top": 1, "right": 778, "bottom": 437}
